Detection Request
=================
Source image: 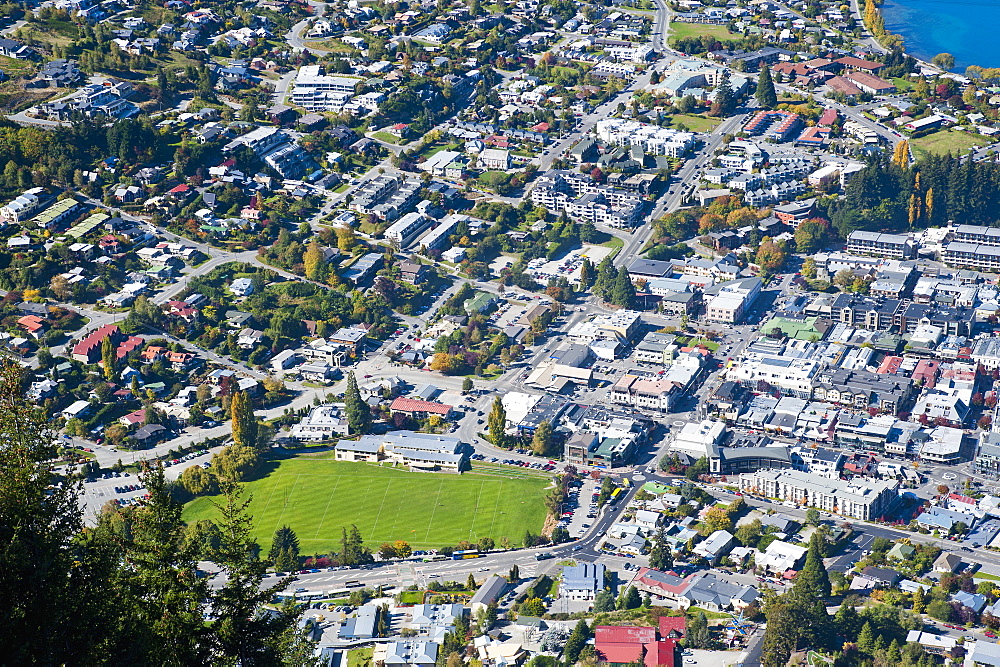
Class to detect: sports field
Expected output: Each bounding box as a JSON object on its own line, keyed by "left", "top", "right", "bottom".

{"left": 183, "top": 458, "right": 550, "bottom": 552}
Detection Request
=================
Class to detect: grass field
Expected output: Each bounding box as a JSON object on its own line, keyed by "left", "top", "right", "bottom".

{"left": 668, "top": 22, "right": 733, "bottom": 45}
{"left": 183, "top": 458, "right": 550, "bottom": 552}
{"left": 911, "top": 129, "right": 993, "bottom": 158}
{"left": 664, "top": 113, "right": 722, "bottom": 133}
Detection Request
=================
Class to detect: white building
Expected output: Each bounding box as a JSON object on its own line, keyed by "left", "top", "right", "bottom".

{"left": 593, "top": 118, "right": 697, "bottom": 157}
{"left": 738, "top": 468, "right": 898, "bottom": 521}
{"left": 290, "top": 404, "right": 350, "bottom": 441}
{"left": 703, "top": 277, "right": 761, "bottom": 324}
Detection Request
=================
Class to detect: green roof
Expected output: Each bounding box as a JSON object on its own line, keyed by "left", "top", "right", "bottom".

{"left": 642, "top": 482, "right": 673, "bottom": 495}
{"left": 33, "top": 198, "right": 80, "bottom": 227}
{"left": 465, "top": 291, "right": 497, "bottom": 314}
{"left": 67, "top": 212, "right": 109, "bottom": 239}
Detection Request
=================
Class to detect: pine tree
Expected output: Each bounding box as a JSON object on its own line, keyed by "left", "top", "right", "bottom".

{"left": 911, "top": 586, "right": 925, "bottom": 614}
{"left": 210, "top": 482, "right": 307, "bottom": 663}
{"left": 101, "top": 335, "right": 116, "bottom": 381}
{"left": 610, "top": 266, "right": 636, "bottom": 308}
{"left": 508, "top": 564, "right": 519, "bottom": 582}
{"left": 230, "top": 391, "right": 258, "bottom": 450}
{"left": 594, "top": 256, "right": 616, "bottom": 298}
{"left": 710, "top": 71, "right": 735, "bottom": 117}
{"left": 755, "top": 66, "right": 778, "bottom": 108}
{"left": 857, "top": 621, "right": 876, "bottom": 656}
{"left": 563, "top": 619, "right": 590, "bottom": 663}
{"left": 794, "top": 533, "right": 831, "bottom": 598}
{"left": 687, "top": 611, "right": 710, "bottom": 648}
{"left": 268, "top": 526, "right": 300, "bottom": 572}
{"left": 487, "top": 395, "right": 506, "bottom": 447}
{"left": 344, "top": 371, "right": 371, "bottom": 435}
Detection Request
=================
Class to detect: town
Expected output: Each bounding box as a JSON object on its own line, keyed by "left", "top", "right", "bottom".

{"left": 5, "top": 0, "right": 1000, "bottom": 664}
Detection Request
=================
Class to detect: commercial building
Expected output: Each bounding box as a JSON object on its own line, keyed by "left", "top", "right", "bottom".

{"left": 943, "top": 241, "right": 1000, "bottom": 272}
{"left": 726, "top": 353, "right": 820, "bottom": 399}
{"left": 567, "top": 310, "right": 643, "bottom": 344}
{"left": 703, "top": 277, "right": 761, "bottom": 323}
{"left": 738, "top": 469, "right": 898, "bottom": 520}
{"left": 953, "top": 224, "right": 1000, "bottom": 247}
{"left": 560, "top": 562, "right": 606, "bottom": 601}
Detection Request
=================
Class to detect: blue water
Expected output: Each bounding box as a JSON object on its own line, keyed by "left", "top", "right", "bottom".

{"left": 880, "top": 0, "right": 1000, "bottom": 71}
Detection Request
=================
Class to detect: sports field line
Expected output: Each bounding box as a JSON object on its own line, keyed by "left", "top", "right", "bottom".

{"left": 423, "top": 479, "right": 445, "bottom": 543}
{"left": 487, "top": 479, "right": 503, "bottom": 539}
{"left": 253, "top": 473, "right": 284, "bottom": 534}
{"left": 369, "top": 477, "right": 394, "bottom": 543}
{"left": 272, "top": 474, "right": 300, "bottom": 530}
{"left": 314, "top": 476, "right": 342, "bottom": 540}
{"left": 467, "top": 479, "right": 485, "bottom": 542}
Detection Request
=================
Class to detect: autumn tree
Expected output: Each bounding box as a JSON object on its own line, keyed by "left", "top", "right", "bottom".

{"left": 230, "top": 391, "right": 258, "bottom": 450}
{"left": 755, "top": 238, "right": 786, "bottom": 274}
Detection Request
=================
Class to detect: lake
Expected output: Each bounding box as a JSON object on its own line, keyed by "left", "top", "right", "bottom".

{"left": 880, "top": 0, "right": 1000, "bottom": 71}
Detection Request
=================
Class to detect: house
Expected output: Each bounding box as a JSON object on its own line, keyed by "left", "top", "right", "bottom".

{"left": 478, "top": 148, "right": 511, "bottom": 170}
{"left": 290, "top": 404, "right": 350, "bottom": 441}
{"left": 119, "top": 409, "right": 147, "bottom": 428}
{"left": 693, "top": 529, "right": 734, "bottom": 564}
{"left": 133, "top": 423, "right": 167, "bottom": 445}
{"left": 933, "top": 552, "right": 961, "bottom": 573}
{"left": 860, "top": 566, "right": 901, "bottom": 588}
{"left": 399, "top": 261, "right": 428, "bottom": 284}
{"left": 16, "top": 315, "right": 47, "bottom": 339}
{"left": 230, "top": 278, "right": 254, "bottom": 296}
{"left": 72, "top": 324, "right": 121, "bottom": 364}
{"left": 594, "top": 626, "right": 656, "bottom": 665}
{"left": 886, "top": 542, "right": 915, "bottom": 561}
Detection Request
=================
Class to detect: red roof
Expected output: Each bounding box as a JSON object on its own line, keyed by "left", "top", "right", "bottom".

{"left": 949, "top": 493, "right": 976, "bottom": 505}
{"left": 818, "top": 108, "right": 838, "bottom": 126}
{"left": 530, "top": 121, "right": 550, "bottom": 132}
{"left": 72, "top": 324, "right": 120, "bottom": 359}
{"left": 389, "top": 396, "right": 452, "bottom": 415}
{"left": 121, "top": 409, "right": 146, "bottom": 425}
{"left": 658, "top": 616, "right": 686, "bottom": 639}
{"left": 17, "top": 315, "right": 45, "bottom": 333}
{"left": 644, "top": 639, "right": 677, "bottom": 667}
{"left": 595, "top": 626, "right": 657, "bottom": 645}
{"left": 116, "top": 335, "right": 144, "bottom": 360}
{"left": 597, "top": 643, "right": 644, "bottom": 664}
{"left": 835, "top": 56, "right": 884, "bottom": 71}
{"left": 168, "top": 184, "right": 190, "bottom": 194}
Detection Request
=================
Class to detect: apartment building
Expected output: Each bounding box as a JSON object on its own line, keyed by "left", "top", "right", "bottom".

{"left": 593, "top": 119, "right": 697, "bottom": 157}
{"left": 846, "top": 230, "right": 917, "bottom": 259}
{"left": 742, "top": 110, "right": 803, "bottom": 142}
{"left": 738, "top": 469, "right": 898, "bottom": 521}
{"left": 830, "top": 293, "right": 903, "bottom": 331}
{"left": 384, "top": 212, "right": 434, "bottom": 248}
{"left": 0, "top": 187, "right": 50, "bottom": 224}
{"left": 953, "top": 224, "right": 1000, "bottom": 246}
{"left": 726, "top": 353, "right": 820, "bottom": 399}
{"left": 943, "top": 241, "right": 1000, "bottom": 272}
{"left": 531, "top": 170, "right": 644, "bottom": 228}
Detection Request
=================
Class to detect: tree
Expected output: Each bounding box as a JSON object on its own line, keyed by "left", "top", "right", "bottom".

{"left": 520, "top": 597, "right": 545, "bottom": 616}
{"left": 268, "top": 526, "right": 300, "bottom": 572}
{"left": 101, "top": 335, "right": 116, "bottom": 381}
{"left": 462, "top": 378, "right": 473, "bottom": 393}
{"left": 563, "top": 619, "right": 590, "bottom": 663}
{"left": 593, "top": 590, "right": 615, "bottom": 612}
{"left": 344, "top": 371, "right": 371, "bottom": 435}
{"left": 734, "top": 518, "right": 762, "bottom": 548}
{"left": 932, "top": 53, "right": 956, "bottom": 70}
{"left": 531, "top": 419, "right": 555, "bottom": 456}
{"left": 303, "top": 240, "right": 325, "bottom": 281}
{"left": 687, "top": 611, "right": 710, "bottom": 649}
{"left": 927, "top": 599, "right": 954, "bottom": 622}
{"left": 755, "top": 66, "right": 778, "bottom": 108}
{"left": 209, "top": 483, "right": 311, "bottom": 663}
{"left": 617, "top": 585, "right": 641, "bottom": 610}
{"left": 755, "top": 238, "right": 786, "bottom": 274}
{"left": 467, "top": 573, "right": 477, "bottom": 591}
{"left": 508, "top": 564, "right": 519, "bottom": 583}
{"left": 710, "top": 71, "right": 736, "bottom": 117}
{"left": 794, "top": 533, "right": 831, "bottom": 599}
{"left": 805, "top": 508, "right": 820, "bottom": 526}
{"left": 487, "top": 395, "right": 506, "bottom": 447}
{"left": 609, "top": 266, "right": 636, "bottom": 308}
{"left": 230, "top": 391, "right": 258, "bottom": 450}
{"left": 794, "top": 219, "right": 827, "bottom": 253}
{"left": 857, "top": 621, "right": 876, "bottom": 656}
{"left": 702, "top": 506, "right": 733, "bottom": 534}
{"left": 648, "top": 529, "right": 673, "bottom": 570}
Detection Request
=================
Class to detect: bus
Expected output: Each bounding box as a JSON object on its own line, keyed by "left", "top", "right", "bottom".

{"left": 452, "top": 549, "right": 483, "bottom": 560}
{"left": 608, "top": 487, "right": 623, "bottom": 504}
{"left": 620, "top": 478, "right": 632, "bottom": 488}
{"left": 422, "top": 554, "right": 448, "bottom": 563}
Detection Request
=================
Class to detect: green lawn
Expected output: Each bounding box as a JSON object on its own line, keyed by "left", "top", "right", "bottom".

{"left": 668, "top": 22, "right": 733, "bottom": 45}
{"left": 664, "top": 113, "right": 722, "bottom": 133}
{"left": 891, "top": 76, "right": 915, "bottom": 92}
{"left": 372, "top": 131, "right": 403, "bottom": 145}
{"left": 347, "top": 646, "right": 373, "bottom": 667}
{"left": 910, "top": 129, "right": 993, "bottom": 158}
{"left": 183, "top": 458, "right": 550, "bottom": 552}
{"left": 761, "top": 316, "right": 821, "bottom": 341}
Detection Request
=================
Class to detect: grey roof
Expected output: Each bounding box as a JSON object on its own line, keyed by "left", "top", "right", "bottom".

{"left": 470, "top": 575, "right": 507, "bottom": 607}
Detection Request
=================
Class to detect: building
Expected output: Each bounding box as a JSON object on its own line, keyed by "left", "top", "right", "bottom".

{"left": 693, "top": 530, "right": 734, "bottom": 564}
{"left": 846, "top": 231, "right": 917, "bottom": 259}
{"left": 290, "top": 404, "right": 349, "bottom": 441}
{"left": 71, "top": 324, "right": 121, "bottom": 364}
{"left": 593, "top": 118, "right": 697, "bottom": 157}
{"left": 478, "top": 148, "right": 511, "bottom": 170}
{"left": 389, "top": 396, "right": 453, "bottom": 420}
{"left": 470, "top": 575, "right": 507, "bottom": 614}
{"left": 703, "top": 278, "right": 761, "bottom": 323}
{"left": 384, "top": 212, "right": 434, "bottom": 249}
{"left": 943, "top": 241, "right": 1000, "bottom": 272}
{"left": 743, "top": 110, "right": 803, "bottom": 142}
{"left": 334, "top": 431, "right": 467, "bottom": 470}
{"left": 738, "top": 469, "right": 898, "bottom": 520}
{"left": 975, "top": 432, "right": 1000, "bottom": 479}
{"left": 0, "top": 187, "right": 50, "bottom": 223}
{"left": 560, "top": 562, "right": 606, "bottom": 601}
